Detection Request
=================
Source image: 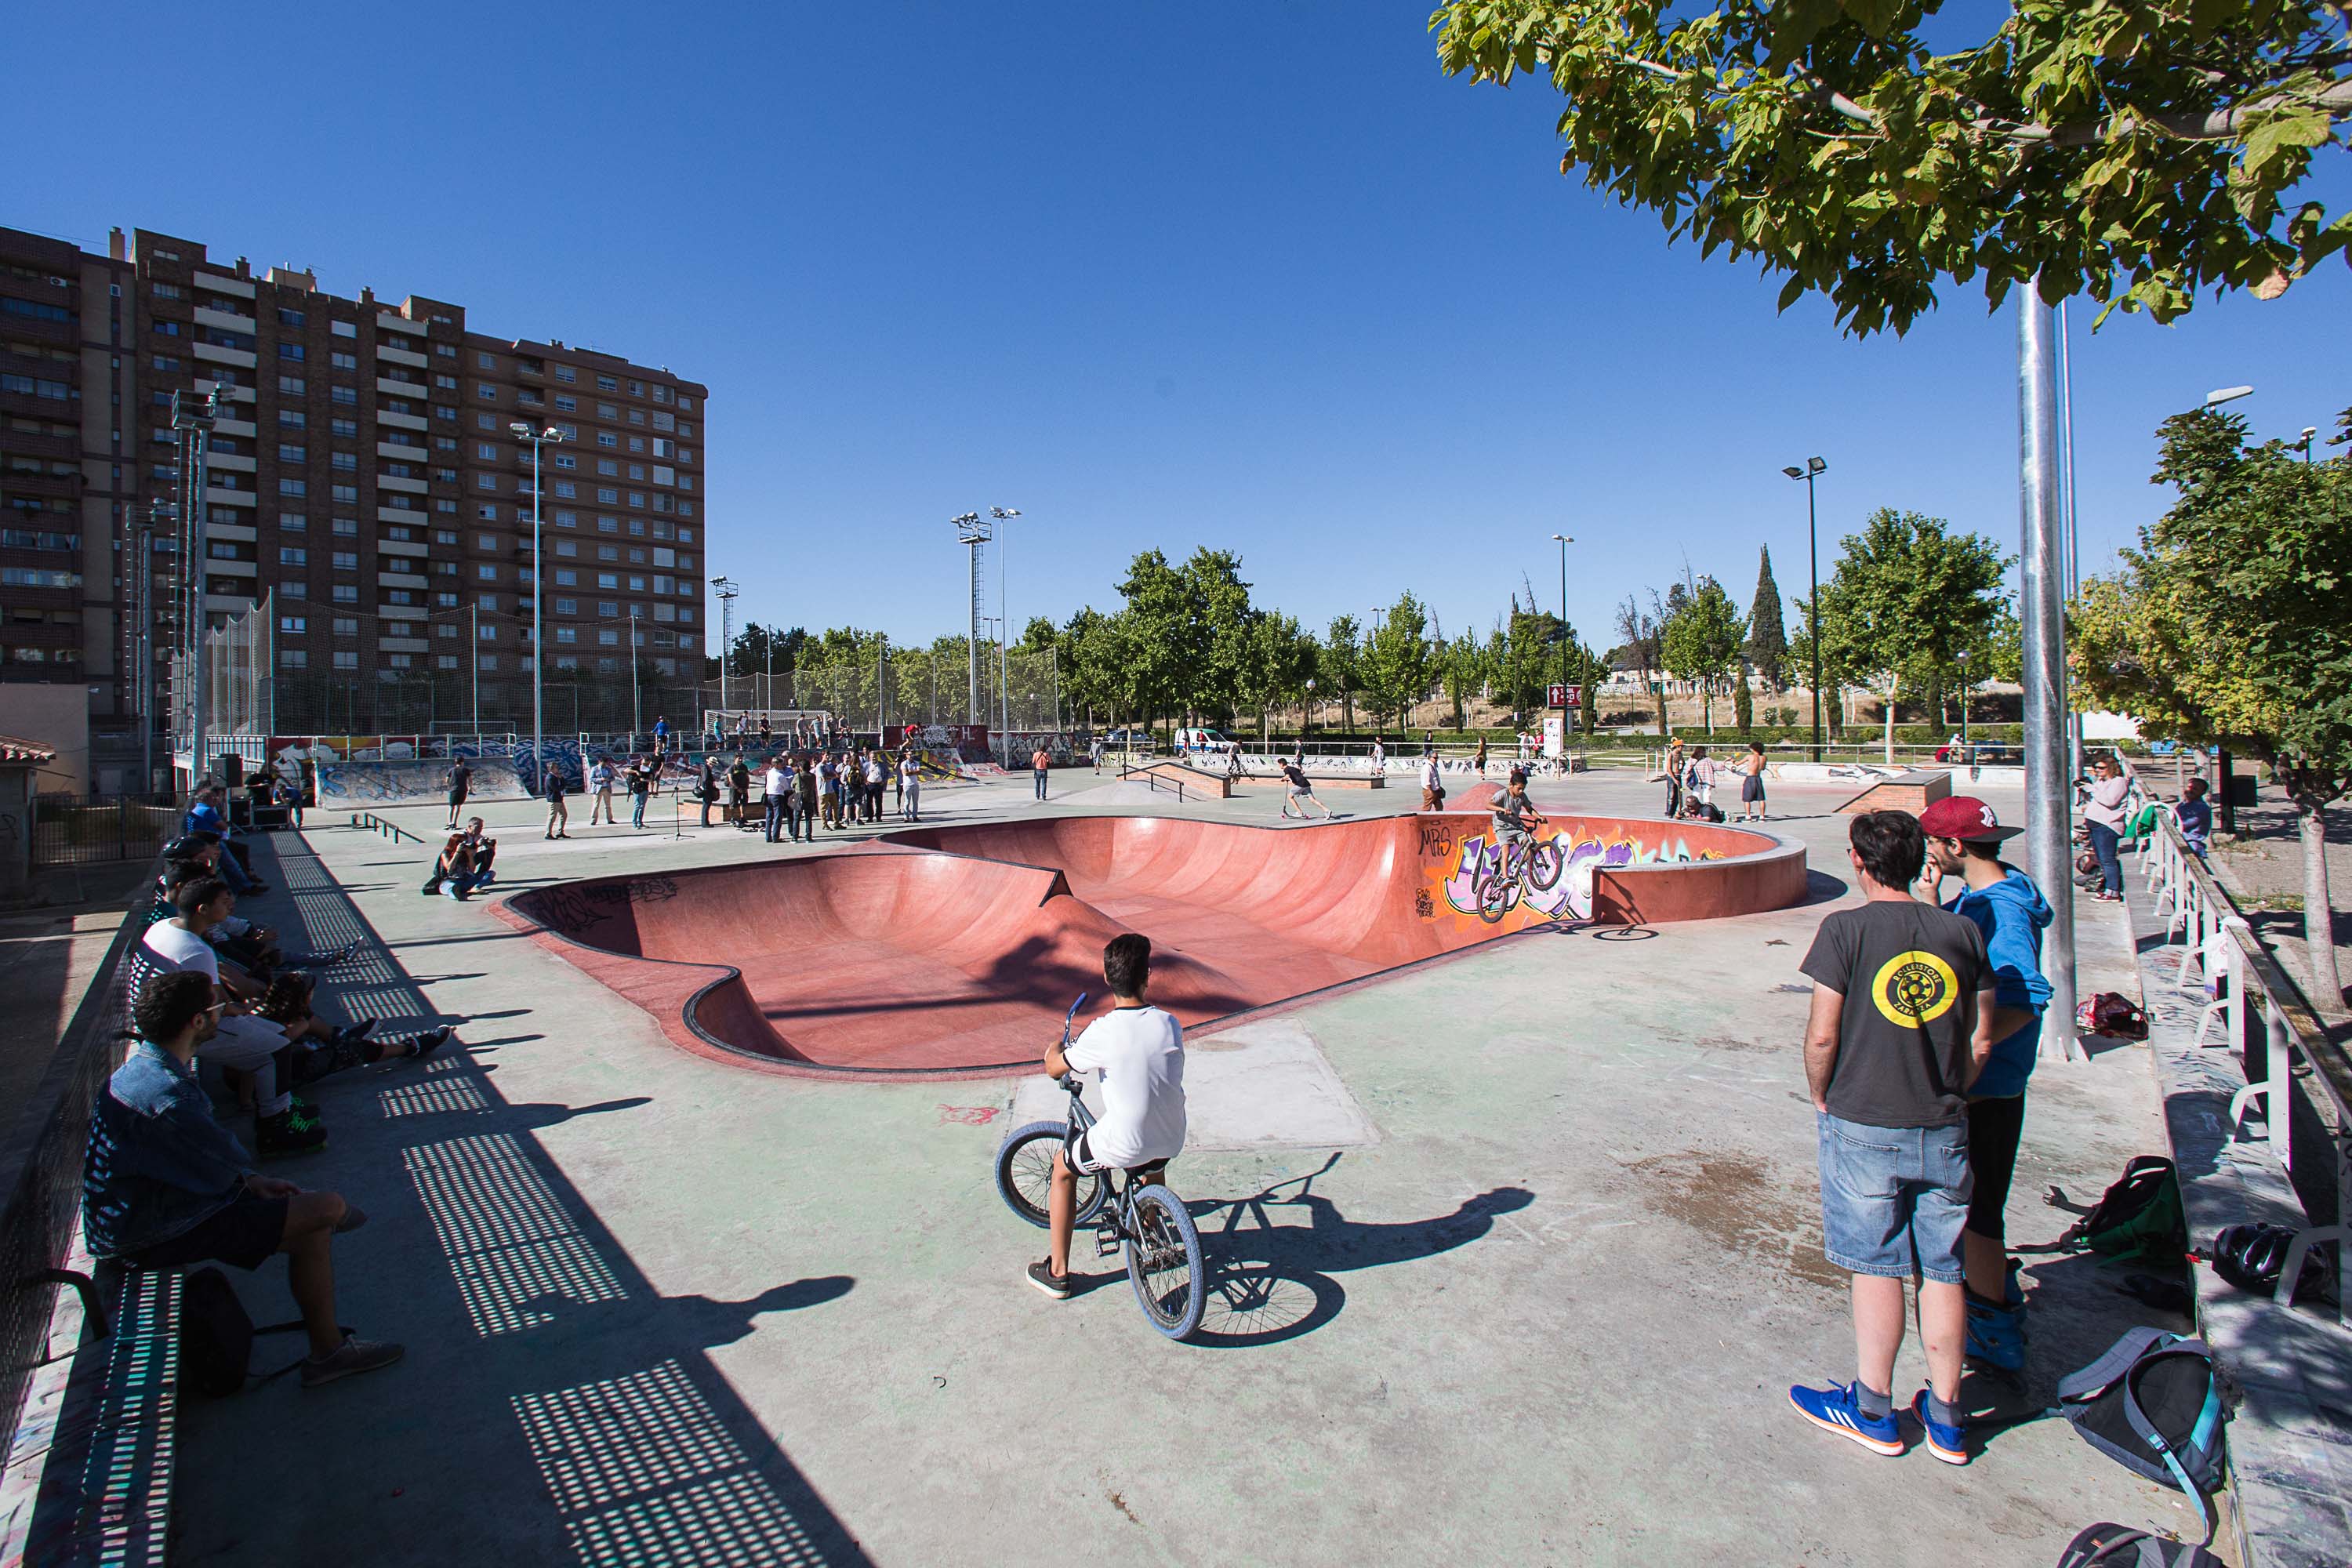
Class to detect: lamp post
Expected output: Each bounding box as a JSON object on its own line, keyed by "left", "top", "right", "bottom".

{"left": 1780, "top": 457, "right": 1827, "bottom": 762}
{"left": 630, "top": 610, "right": 642, "bottom": 746}
{"left": 992, "top": 507, "right": 1020, "bottom": 762}
{"left": 172, "top": 385, "right": 224, "bottom": 786}
{"left": 510, "top": 422, "right": 566, "bottom": 784}
{"left": 1550, "top": 530, "right": 1574, "bottom": 699}
{"left": 953, "top": 512, "right": 988, "bottom": 727}
{"left": 711, "top": 575, "right": 738, "bottom": 720}
{"left": 1957, "top": 648, "right": 1969, "bottom": 755}
{"left": 2296, "top": 426, "right": 2318, "bottom": 464}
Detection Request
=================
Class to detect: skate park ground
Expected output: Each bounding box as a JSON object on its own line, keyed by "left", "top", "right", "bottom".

{"left": 170, "top": 767, "right": 2200, "bottom": 1566}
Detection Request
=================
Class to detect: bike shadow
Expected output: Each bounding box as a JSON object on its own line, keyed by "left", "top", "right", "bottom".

{"left": 1178, "top": 1156, "right": 1535, "bottom": 1348}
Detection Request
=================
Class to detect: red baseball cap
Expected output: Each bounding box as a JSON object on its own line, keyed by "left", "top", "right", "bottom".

{"left": 1918, "top": 794, "right": 2022, "bottom": 843}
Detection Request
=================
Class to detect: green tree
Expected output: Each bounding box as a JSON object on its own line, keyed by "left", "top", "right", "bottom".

{"left": 1322, "top": 615, "right": 1363, "bottom": 730}
{"left": 1614, "top": 594, "right": 1668, "bottom": 736}
{"left": 1733, "top": 662, "right": 1755, "bottom": 733}
{"left": 1813, "top": 510, "right": 2009, "bottom": 759}
{"left": 2073, "top": 404, "right": 2351, "bottom": 1011}
{"left": 1661, "top": 576, "right": 1748, "bottom": 734}
{"left": 1014, "top": 615, "right": 1059, "bottom": 655}
{"left": 1432, "top": 2, "right": 2352, "bottom": 336}
{"left": 727, "top": 622, "right": 806, "bottom": 682}
{"left": 1116, "top": 550, "right": 1192, "bottom": 739}
{"left": 1363, "top": 593, "right": 1436, "bottom": 730}
{"left": 1236, "top": 610, "right": 1319, "bottom": 746}
{"left": 1747, "top": 547, "right": 1788, "bottom": 690}
{"left": 1181, "top": 547, "right": 1257, "bottom": 724}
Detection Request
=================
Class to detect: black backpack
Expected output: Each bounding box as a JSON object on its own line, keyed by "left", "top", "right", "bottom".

{"left": 2034, "top": 1156, "right": 2186, "bottom": 1266}
{"left": 2053, "top": 1329, "right": 2228, "bottom": 1540}
{"left": 2056, "top": 1523, "right": 2225, "bottom": 1567}
{"left": 180, "top": 1266, "right": 339, "bottom": 1396}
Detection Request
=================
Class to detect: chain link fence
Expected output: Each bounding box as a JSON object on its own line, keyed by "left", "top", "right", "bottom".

{"left": 721, "top": 646, "right": 1062, "bottom": 734}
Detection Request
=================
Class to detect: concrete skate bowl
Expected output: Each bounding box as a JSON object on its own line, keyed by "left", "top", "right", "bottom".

{"left": 498, "top": 811, "right": 1805, "bottom": 1078}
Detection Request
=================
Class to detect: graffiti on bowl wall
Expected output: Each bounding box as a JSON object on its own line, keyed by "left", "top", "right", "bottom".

{"left": 1417, "top": 820, "right": 1719, "bottom": 925}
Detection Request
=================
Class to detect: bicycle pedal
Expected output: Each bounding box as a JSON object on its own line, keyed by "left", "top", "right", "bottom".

{"left": 1094, "top": 1229, "right": 1121, "bottom": 1258}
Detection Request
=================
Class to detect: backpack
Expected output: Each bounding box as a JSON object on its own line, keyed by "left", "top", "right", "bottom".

{"left": 180, "top": 1266, "right": 335, "bottom": 1396}
{"left": 2052, "top": 1329, "right": 2228, "bottom": 1541}
{"left": 2056, "top": 1523, "right": 2226, "bottom": 1568}
{"left": 2033, "top": 1156, "right": 2186, "bottom": 1266}
{"left": 2077, "top": 992, "right": 2148, "bottom": 1040}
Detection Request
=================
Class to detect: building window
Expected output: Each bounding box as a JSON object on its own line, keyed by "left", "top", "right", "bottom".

{"left": 477, "top": 564, "right": 498, "bottom": 581}
{"left": 477, "top": 654, "right": 498, "bottom": 672}
{"left": 279, "top": 546, "right": 307, "bottom": 564}
{"left": 277, "top": 375, "right": 306, "bottom": 395}
{"left": 477, "top": 383, "right": 496, "bottom": 400}
{"left": 331, "top": 385, "right": 357, "bottom": 405}
{"left": 332, "top": 452, "right": 357, "bottom": 472}
{"left": 331, "top": 319, "right": 357, "bottom": 338}
{"left": 279, "top": 615, "right": 306, "bottom": 633}
{"left": 597, "top": 572, "right": 618, "bottom": 588}
{"left": 333, "top": 649, "right": 360, "bottom": 669}
{"left": 280, "top": 580, "right": 307, "bottom": 598}
{"left": 278, "top": 443, "right": 305, "bottom": 462}
{"left": 596, "top": 431, "right": 618, "bottom": 448}
{"left": 478, "top": 503, "right": 499, "bottom": 521}
{"left": 332, "top": 484, "right": 358, "bottom": 503}
{"left": 333, "top": 617, "right": 359, "bottom": 635}
{"left": 477, "top": 352, "right": 495, "bottom": 369}
{"left": 596, "top": 375, "right": 617, "bottom": 391}
{"left": 330, "top": 350, "right": 357, "bottom": 370}
{"left": 279, "top": 511, "right": 307, "bottom": 531}
{"left": 278, "top": 343, "right": 305, "bottom": 361}
{"left": 332, "top": 550, "right": 358, "bottom": 570}
{"left": 278, "top": 477, "right": 307, "bottom": 497}
{"left": 279, "top": 648, "right": 307, "bottom": 668}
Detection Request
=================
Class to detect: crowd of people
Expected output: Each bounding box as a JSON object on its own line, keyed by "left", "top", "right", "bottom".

{"left": 80, "top": 792, "right": 457, "bottom": 1389}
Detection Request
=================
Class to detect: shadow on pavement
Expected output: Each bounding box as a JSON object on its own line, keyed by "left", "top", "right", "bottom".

{"left": 172, "top": 830, "right": 876, "bottom": 1566}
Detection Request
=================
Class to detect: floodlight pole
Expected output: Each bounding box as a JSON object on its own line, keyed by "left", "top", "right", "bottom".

{"left": 511, "top": 423, "right": 567, "bottom": 786}
{"left": 953, "top": 512, "right": 989, "bottom": 729}
{"left": 1782, "top": 458, "right": 1827, "bottom": 762}
{"left": 993, "top": 507, "right": 1020, "bottom": 762}
{"left": 2019, "top": 291, "right": 2078, "bottom": 1060}
{"left": 712, "top": 575, "right": 738, "bottom": 720}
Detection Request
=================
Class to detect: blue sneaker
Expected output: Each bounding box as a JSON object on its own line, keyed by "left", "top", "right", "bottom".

{"left": 1965, "top": 1298, "right": 2027, "bottom": 1373}
{"left": 1911, "top": 1389, "right": 1969, "bottom": 1465}
{"left": 1788, "top": 1381, "right": 1904, "bottom": 1455}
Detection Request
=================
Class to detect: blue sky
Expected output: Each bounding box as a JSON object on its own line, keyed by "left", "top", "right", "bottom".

{"left": 7, "top": 3, "right": 2344, "bottom": 655}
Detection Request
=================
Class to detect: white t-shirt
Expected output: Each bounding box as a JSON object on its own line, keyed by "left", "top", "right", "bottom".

{"left": 764, "top": 767, "right": 786, "bottom": 797}
{"left": 1064, "top": 1004, "right": 1187, "bottom": 1168}
{"left": 143, "top": 922, "right": 220, "bottom": 983}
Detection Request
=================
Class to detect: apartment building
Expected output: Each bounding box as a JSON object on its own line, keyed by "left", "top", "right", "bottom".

{"left": 0, "top": 223, "right": 708, "bottom": 780}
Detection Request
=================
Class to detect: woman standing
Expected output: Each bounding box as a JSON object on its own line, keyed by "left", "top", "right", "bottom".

{"left": 1738, "top": 741, "right": 1768, "bottom": 822}
{"left": 2083, "top": 754, "right": 2132, "bottom": 902}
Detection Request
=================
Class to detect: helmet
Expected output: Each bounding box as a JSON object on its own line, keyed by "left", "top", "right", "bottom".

{"left": 2209, "top": 1221, "right": 2338, "bottom": 1302}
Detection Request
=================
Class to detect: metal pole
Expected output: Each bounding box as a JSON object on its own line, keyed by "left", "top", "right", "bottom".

{"left": 1806, "top": 471, "right": 1822, "bottom": 764}
{"left": 182, "top": 389, "right": 219, "bottom": 787}
{"left": 2020, "top": 289, "right": 2078, "bottom": 1060}
{"left": 2059, "top": 302, "right": 2082, "bottom": 786}
{"left": 877, "top": 633, "right": 887, "bottom": 739}
{"left": 530, "top": 437, "right": 544, "bottom": 783}
{"left": 136, "top": 514, "right": 153, "bottom": 792}
{"left": 630, "top": 612, "right": 642, "bottom": 745}
{"left": 470, "top": 604, "right": 480, "bottom": 735}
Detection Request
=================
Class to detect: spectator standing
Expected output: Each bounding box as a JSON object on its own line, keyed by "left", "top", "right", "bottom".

{"left": 1916, "top": 795, "right": 2052, "bottom": 1376}
{"left": 274, "top": 772, "right": 305, "bottom": 830}
{"left": 1738, "top": 741, "right": 1768, "bottom": 823}
{"left": 696, "top": 756, "right": 719, "bottom": 828}
{"left": 758, "top": 714, "right": 772, "bottom": 747}
{"left": 654, "top": 714, "right": 670, "bottom": 753}
{"left": 2082, "top": 755, "right": 2132, "bottom": 902}
{"left": 1472, "top": 736, "right": 1490, "bottom": 775}
{"left": 588, "top": 756, "right": 618, "bottom": 826}
{"left": 543, "top": 765, "right": 571, "bottom": 839}
{"left": 726, "top": 755, "right": 750, "bottom": 827}
{"left": 627, "top": 756, "right": 653, "bottom": 829}
{"left": 1090, "top": 737, "right": 1105, "bottom": 773}
{"left": 764, "top": 757, "right": 788, "bottom": 842}
{"left": 1663, "top": 736, "right": 1687, "bottom": 819}
{"left": 815, "top": 754, "right": 836, "bottom": 829}
{"left": 1790, "top": 811, "right": 1994, "bottom": 1466}
{"left": 445, "top": 757, "right": 471, "bottom": 829}
{"left": 1370, "top": 738, "right": 1386, "bottom": 776}
{"left": 1419, "top": 751, "right": 1445, "bottom": 811}
{"left": 1032, "top": 745, "right": 1052, "bottom": 802}
{"left": 2174, "top": 777, "right": 2213, "bottom": 861}
{"left": 795, "top": 753, "right": 819, "bottom": 837}
{"left": 901, "top": 751, "right": 923, "bottom": 822}
{"left": 1690, "top": 746, "right": 1717, "bottom": 812}
{"left": 83, "top": 971, "right": 404, "bottom": 1385}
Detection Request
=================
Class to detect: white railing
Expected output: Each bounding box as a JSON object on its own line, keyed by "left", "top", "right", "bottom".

{"left": 2140, "top": 815, "right": 2350, "bottom": 1321}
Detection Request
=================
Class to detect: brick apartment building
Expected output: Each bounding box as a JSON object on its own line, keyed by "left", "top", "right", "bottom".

{"left": 0, "top": 223, "right": 708, "bottom": 789}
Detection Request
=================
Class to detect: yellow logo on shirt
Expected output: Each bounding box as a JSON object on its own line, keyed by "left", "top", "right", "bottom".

{"left": 1872, "top": 949, "right": 1959, "bottom": 1027}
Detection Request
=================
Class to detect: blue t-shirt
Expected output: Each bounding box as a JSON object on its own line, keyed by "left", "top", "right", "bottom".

{"left": 1944, "top": 866, "right": 2053, "bottom": 1099}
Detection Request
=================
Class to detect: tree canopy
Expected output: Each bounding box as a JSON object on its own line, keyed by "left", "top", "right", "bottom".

{"left": 1432, "top": 1, "right": 2352, "bottom": 334}
{"left": 1811, "top": 508, "right": 2010, "bottom": 755}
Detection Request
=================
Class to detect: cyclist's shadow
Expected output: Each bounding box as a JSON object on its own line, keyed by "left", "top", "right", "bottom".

{"left": 1180, "top": 1154, "right": 1534, "bottom": 1348}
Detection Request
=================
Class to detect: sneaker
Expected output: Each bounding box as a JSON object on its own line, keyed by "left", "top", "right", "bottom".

{"left": 256, "top": 1107, "right": 328, "bottom": 1159}
{"left": 1025, "top": 1259, "right": 1072, "bottom": 1299}
{"left": 408, "top": 1026, "right": 454, "bottom": 1061}
{"left": 1911, "top": 1389, "right": 1969, "bottom": 1465}
{"left": 1788, "top": 1381, "right": 1904, "bottom": 1455}
{"left": 301, "top": 1334, "right": 405, "bottom": 1388}
{"left": 1965, "top": 1297, "right": 2027, "bottom": 1373}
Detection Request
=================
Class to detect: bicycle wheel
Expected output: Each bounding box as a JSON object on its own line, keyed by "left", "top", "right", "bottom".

{"left": 1476, "top": 858, "right": 1513, "bottom": 924}
{"left": 1528, "top": 839, "right": 1565, "bottom": 891}
{"left": 1125, "top": 1185, "right": 1206, "bottom": 1340}
{"left": 993, "top": 1123, "right": 1106, "bottom": 1229}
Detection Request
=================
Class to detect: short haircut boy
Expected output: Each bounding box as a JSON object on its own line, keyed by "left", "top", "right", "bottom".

{"left": 1848, "top": 810, "right": 1926, "bottom": 889}
{"left": 174, "top": 877, "right": 230, "bottom": 919}
{"left": 134, "top": 968, "right": 216, "bottom": 1040}
{"left": 1102, "top": 934, "right": 1152, "bottom": 998}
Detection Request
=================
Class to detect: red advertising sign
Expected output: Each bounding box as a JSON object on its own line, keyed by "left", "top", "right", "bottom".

{"left": 1546, "top": 684, "right": 1582, "bottom": 710}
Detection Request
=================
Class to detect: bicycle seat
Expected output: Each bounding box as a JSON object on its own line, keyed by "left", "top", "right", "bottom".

{"left": 1125, "top": 1160, "right": 1170, "bottom": 1183}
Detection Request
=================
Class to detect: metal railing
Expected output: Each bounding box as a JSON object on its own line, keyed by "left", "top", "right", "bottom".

{"left": 27, "top": 796, "right": 180, "bottom": 870}
{"left": 2138, "top": 815, "right": 2350, "bottom": 1320}
{"left": 348, "top": 811, "right": 423, "bottom": 845}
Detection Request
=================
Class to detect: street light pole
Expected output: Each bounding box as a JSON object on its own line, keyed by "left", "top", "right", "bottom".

{"left": 1550, "top": 530, "right": 1574, "bottom": 696}
{"left": 2020, "top": 292, "right": 2077, "bottom": 1061}
{"left": 510, "top": 422, "right": 567, "bottom": 785}
{"left": 953, "top": 512, "right": 988, "bottom": 730}
{"left": 1781, "top": 457, "right": 1827, "bottom": 762}
{"left": 711, "top": 575, "right": 738, "bottom": 720}
{"left": 172, "top": 386, "right": 223, "bottom": 786}
{"left": 992, "top": 508, "right": 1020, "bottom": 762}
{"left": 630, "top": 610, "right": 642, "bottom": 746}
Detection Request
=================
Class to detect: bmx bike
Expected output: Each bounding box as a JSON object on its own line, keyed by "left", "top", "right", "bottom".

{"left": 1475, "top": 821, "right": 1563, "bottom": 924}
{"left": 993, "top": 995, "right": 1207, "bottom": 1340}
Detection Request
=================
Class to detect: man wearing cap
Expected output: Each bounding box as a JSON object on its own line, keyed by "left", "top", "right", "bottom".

{"left": 1916, "top": 794, "right": 2053, "bottom": 1375}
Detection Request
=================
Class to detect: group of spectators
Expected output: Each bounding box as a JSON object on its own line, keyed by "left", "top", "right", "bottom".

{"left": 713, "top": 745, "right": 924, "bottom": 842}
{"left": 80, "top": 791, "right": 453, "bottom": 1391}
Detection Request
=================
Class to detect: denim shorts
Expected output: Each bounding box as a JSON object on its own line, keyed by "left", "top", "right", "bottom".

{"left": 1815, "top": 1110, "right": 1971, "bottom": 1283}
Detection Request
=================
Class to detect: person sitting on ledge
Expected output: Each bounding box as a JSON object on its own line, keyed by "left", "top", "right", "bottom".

{"left": 83, "top": 970, "right": 405, "bottom": 1388}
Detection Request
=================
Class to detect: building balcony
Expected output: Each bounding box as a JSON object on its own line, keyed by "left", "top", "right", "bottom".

{"left": 374, "top": 376, "right": 427, "bottom": 397}
{"left": 206, "top": 523, "right": 258, "bottom": 543}
{"left": 376, "top": 505, "right": 426, "bottom": 524}
{"left": 202, "top": 591, "right": 256, "bottom": 612}
{"left": 376, "top": 539, "right": 427, "bottom": 557}
{"left": 205, "top": 557, "right": 258, "bottom": 577}
{"left": 193, "top": 272, "right": 256, "bottom": 299}
{"left": 377, "top": 409, "right": 427, "bottom": 432}
{"left": 376, "top": 572, "right": 427, "bottom": 589}
{"left": 193, "top": 306, "right": 257, "bottom": 334}
{"left": 379, "top": 637, "right": 427, "bottom": 654}
{"left": 205, "top": 452, "right": 256, "bottom": 473}
{"left": 375, "top": 440, "right": 428, "bottom": 461}
{"left": 193, "top": 342, "right": 258, "bottom": 369}
{"left": 202, "top": 486, "right": 256, "bottom": 508}
{"left": 376, "top": 474, "right": 427, "bottom": 493}
{"left": 212, "top": 417, "right": 256, "bottom": 438}
{"left": 191, "top": 380, "right": 255, "bottom": 404}
{"left": 376, "top": 343, "right": 428, "bottom": 369}
{"left": 0, "top": 429, "right": 78, "bottom": 462}
{"left": 375, "top": 312, "right": 424, "bottom": 337}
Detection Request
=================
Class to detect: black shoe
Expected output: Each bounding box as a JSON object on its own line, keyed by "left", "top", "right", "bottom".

{"left": 1025, "top": 1259, "right": 1072, "bottom": 1299}
{"left": 408, "top": 1026, "right": 454, "bottom": 1061}
{"left": 257, "top": 1106, "right": 328, "bottom": 1159}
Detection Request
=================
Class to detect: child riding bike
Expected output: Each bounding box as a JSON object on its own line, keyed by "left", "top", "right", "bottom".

{"left": 1491, "top": 768, "right": 1547, "bottom": 859}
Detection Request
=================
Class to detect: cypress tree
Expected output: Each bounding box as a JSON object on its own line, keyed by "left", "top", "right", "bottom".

{"left": 1747, "top": 546, "right": 1788, "bottom": 691}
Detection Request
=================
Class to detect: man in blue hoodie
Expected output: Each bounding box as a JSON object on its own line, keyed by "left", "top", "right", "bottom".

{"left": 1916, "top": 794, "right": 2053, "bottom": 1374}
